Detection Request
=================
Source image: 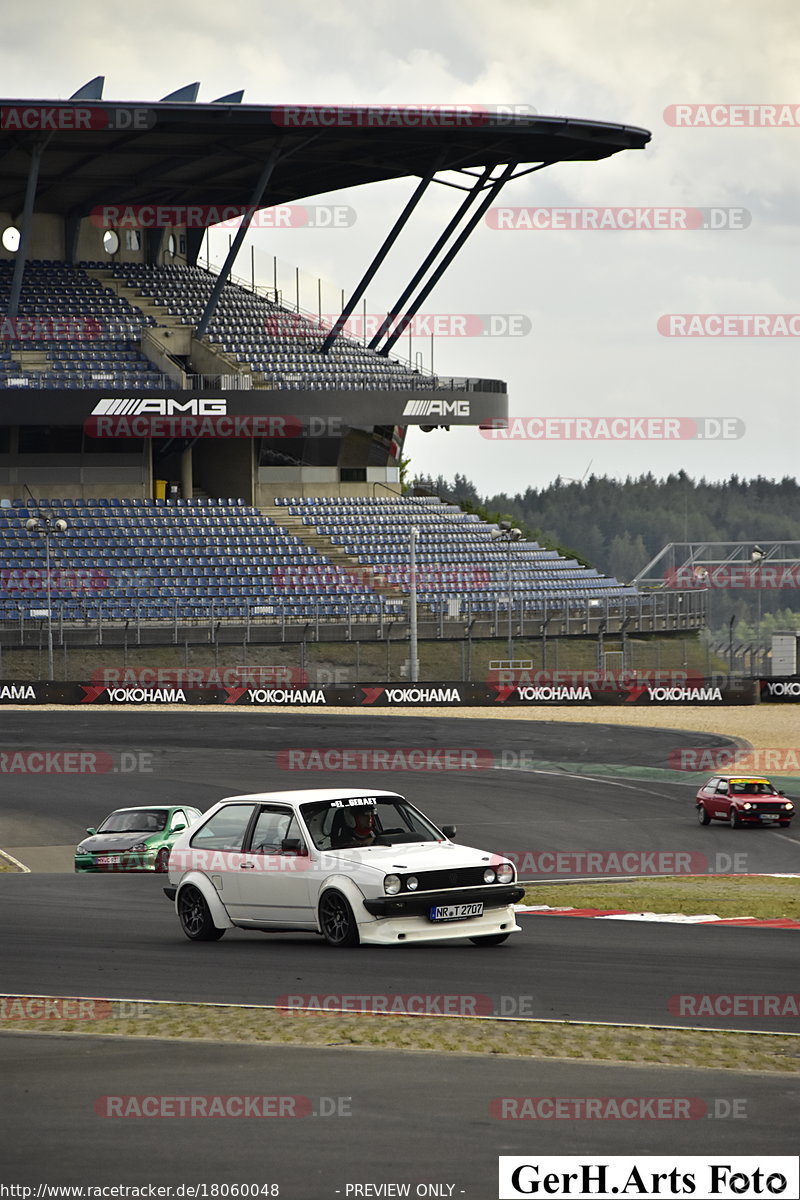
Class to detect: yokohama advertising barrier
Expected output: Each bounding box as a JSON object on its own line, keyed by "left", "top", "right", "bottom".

{"left": 758, "top": 677, "right": 800, "bottom": 703}
{"left": 0, "top": 679, "right": 765, "bottom": 705}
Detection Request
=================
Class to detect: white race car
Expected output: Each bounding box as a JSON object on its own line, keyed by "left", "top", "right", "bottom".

{"left": 164, "top": 788, "right": 523, "bottom": 947}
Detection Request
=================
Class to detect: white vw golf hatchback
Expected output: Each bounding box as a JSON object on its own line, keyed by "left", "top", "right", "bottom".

{"left": 165, "top": 788, "right": 523, "bottom": 947}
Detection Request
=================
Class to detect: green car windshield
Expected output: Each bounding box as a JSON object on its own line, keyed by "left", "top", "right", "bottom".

{"left": 97, "top": 810, "right": 169, "bottom": 833}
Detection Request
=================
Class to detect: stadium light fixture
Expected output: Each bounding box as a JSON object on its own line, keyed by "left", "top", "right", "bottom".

{"left": 492, "top": 522, "right": 524, "bottom": 660}
{"left": 24, "top": 514, "right": 68, "bottom": 682}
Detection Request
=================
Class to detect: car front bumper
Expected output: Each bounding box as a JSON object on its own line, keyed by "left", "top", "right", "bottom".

{"left": 74, "top": 850, "right": 161, "bottom": 872}
{"left": 362, "top": 883, "right": 525, "bottom": 918}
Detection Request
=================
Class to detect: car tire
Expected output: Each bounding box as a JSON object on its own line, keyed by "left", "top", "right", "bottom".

{"left": 469, "top": 933, "right": 511, "bottom": 946}
{"left": 729, "top": 809, "right": 742, "bottom": 829}
{"left": 319, "top": 889, "right": 360, "bottom": 948}
{"left": 177, "top": 885, "right": 226, "bottom": 942}
{"left": 697, "top": 805, "right": 711, "bottom": 825}
{"left": 155, "top": 848, "right": 170, "bottom": 873}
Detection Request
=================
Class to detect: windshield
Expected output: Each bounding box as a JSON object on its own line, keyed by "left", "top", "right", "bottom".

{"left": 299, "top": 795, "right": 443, "bottom": 851}
{"left": 97, "top": 809, "right": 168, "bottom": 833}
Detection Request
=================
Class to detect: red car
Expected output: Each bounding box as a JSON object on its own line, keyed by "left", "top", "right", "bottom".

{"left": 695, "top": 776, "right": 794, "bottom": 828}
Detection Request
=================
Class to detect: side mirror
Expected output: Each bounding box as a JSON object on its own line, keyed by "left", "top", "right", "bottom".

{"left": 85, "top": 827, "right": 96, "bottom": 836}
{"left": 171, "top": 822, "right": 186, "bottom": 833}
{"left": 778, "top": 791, "right": 785, "bottom": 797}
{"left": 281, "top": 837, "right": 307, "bottom": 855}
{"left": 717, "top": 783, "right": 728, "bottom": 793}
{"left": 440, "top": 824, "right": 457, "bottom": 839}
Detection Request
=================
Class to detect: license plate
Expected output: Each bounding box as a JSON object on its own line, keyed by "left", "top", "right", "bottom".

{"left": 429, "top": 902, "right": 484, "bottom": 922}
{"left": 761, "top": 815, "right": 779, "bottom": 822}
{"left": 96, "top": 855, "right": 121, "bottom": 865}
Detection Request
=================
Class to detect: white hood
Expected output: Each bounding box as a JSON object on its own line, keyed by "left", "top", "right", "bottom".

{"left": 324, "top": 840, "right": 503, "bottom": 874}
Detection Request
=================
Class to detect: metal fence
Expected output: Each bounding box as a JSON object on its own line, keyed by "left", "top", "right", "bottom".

{"left": 0, "top": 590, "right": 706, "bottom": 651}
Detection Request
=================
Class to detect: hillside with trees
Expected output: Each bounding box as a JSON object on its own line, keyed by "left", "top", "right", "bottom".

{"left": 416, "top": 470, "right": 800, "bottom": 638}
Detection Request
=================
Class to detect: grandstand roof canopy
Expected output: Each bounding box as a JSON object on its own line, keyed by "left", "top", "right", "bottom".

{"left": 0, "top": 98, "right": 651, "bottom": 217}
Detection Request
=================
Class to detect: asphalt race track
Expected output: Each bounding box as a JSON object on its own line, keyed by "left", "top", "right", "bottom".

{"left": 1, "top": 711, "right": 799, "bottom": 1186}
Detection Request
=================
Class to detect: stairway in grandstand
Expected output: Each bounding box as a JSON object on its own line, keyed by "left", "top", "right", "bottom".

{"left": 86, "top": 266, "right": 266, "bottom": 389}
{"left": 272, "top": 495, "right": 637, "bottom": 615}
{"left": 0, "top": 260, "right": 433, "bottom": 391}
{"left": 260, "top": 503, "right": 409, "bottom": 603}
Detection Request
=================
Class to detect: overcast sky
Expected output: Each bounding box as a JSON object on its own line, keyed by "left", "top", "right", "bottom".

{"left": 3, "top": 0, "right": 798, "bottom": 495}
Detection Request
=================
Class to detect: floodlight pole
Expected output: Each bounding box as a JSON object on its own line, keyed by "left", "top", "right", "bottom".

{"left": 26, "top": 514, "right": 67, "bottom": 682}
{"left": 409, "top": 526, "right": 419, "bottom": 682}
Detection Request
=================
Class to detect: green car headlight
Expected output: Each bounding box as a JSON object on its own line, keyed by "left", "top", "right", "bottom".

{"left": 130, "top": 842, "right": 150, "bottom": 852}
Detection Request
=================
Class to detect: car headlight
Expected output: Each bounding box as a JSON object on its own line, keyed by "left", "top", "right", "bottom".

{"left": 483, "top": 868, "right": 496, "bottom": 883}
{"left": 496, "top": 863, "right": 515, "bottom": 884}
{"left": 784, "top": 802, "right": 794, "bottom": 811}
{"left": 75, "top": 844, "right": 90, "bottom": 854}
{"left": 384, "top": 874, "right": 402, "bottom": 895}
{"left": 741, "top": 802, "right": 753, "bottom": 810}
{"left": 130, "top": 842, "right": 149, "bottom": 852}
{"left": 406, "top": 876, "right": 418, "bottom": 891}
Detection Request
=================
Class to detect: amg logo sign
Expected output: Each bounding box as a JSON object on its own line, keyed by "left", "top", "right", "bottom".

{"left": 403, "top": 399, "right": 471, "bottom": 417}
{"left": 91, "top": 398, "right": 228, "bottom": 416}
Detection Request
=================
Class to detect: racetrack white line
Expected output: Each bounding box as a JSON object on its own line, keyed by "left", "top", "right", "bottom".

{"left": 0, "top": 991, "right": 796, "bottom": 1039}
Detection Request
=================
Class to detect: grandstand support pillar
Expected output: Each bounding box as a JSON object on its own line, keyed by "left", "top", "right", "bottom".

{"left": 368, "top": 163, "right": 492, "bottom": 351}
{"left": 380, "top": 161, "right": 520, "bottom": 356}
{"left": 7, "top": 138, "right": 49, "bottom": 322}
{"left": 320, "top": 152, "right": 445, "bottom": 355}
{"left": 180, "top": 445, "right": 193, "bottom": 500}
{"left": 195, "top": 141, "right": 284, "bottom": 341}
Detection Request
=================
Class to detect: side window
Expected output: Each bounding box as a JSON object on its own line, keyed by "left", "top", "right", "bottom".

{"left": 190, "top": 804, "right": 254, "bottom": 851}
{"left": 171, "top": 809, "right": 188, "bottom": 831}
{"left": 249, "top": 807, "right": 297, "bottom": 854}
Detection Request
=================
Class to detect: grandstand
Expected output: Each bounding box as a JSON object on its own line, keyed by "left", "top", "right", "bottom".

{"left": 0, "top": 86, "right": 672, "bottom": 643}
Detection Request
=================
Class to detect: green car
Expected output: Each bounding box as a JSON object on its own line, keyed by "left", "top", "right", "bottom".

{"left": 74, "top": 805, "right": 203, "bottom": 873}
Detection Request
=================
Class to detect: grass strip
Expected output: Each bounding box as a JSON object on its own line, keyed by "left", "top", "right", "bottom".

{"left": 522, "top": 876, "right": 800, "bottom": 920}
{"left": 0, "top": 1003, "right": 797, "bottom": 1073}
